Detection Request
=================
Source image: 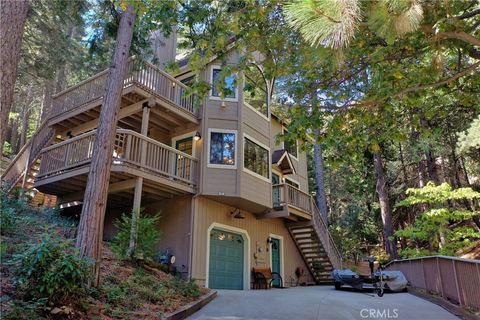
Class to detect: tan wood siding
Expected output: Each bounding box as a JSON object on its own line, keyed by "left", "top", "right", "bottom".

{"left": 243, "top": 105, "right": 270, "bottom": 138}
{"left": 146, "top": 196, "right": 192, "bottom": 277}
{"left": 271, "top": 118, "right": 309, "bottom": 193}
{"left": 240, "top": 171, "right": 271, "bottom": 208}
{"left": 191, "top": 196, "right": 313, "bottom": 288}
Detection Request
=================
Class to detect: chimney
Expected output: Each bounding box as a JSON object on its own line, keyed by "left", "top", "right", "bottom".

{"left": 150, "top": 26, "right": 177, "bottom": 70}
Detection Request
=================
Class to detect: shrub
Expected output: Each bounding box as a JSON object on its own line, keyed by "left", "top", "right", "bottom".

{"left": 15, "top": 234, "right": 93, "bottom": 304}
{"left": 111, "top": 210, "right": 161, "bottom": 260}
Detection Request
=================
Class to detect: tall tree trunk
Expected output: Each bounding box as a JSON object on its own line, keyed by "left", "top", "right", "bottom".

{"left": 75, "top": 5, "right": 136, "bottom": 286}
{"left": 0, "top": 0, "right": 28, "bottom": 153}
{"left": 8, "top": 117, "right": 19, "bottom": 154}
{"left": 40, "top": 79, "right": 54, "bottom": 123}
{"left": 420, "top": 117, "right": 440, "bottom": 184}
{"left": 373, "top": 151, "right": 398, "bottom": 259}
{"left": 313, "top": 129, "right": 328, "bottom": 221}
{"left": 54, "top": 24, "right": 74, "bottom": 94}
{"left": 19, "top": 107, "right": 30, "bottom": 148}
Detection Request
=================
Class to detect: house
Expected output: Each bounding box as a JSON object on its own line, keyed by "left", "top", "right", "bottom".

{"left": 1, "top": 33, "right": 341, "bottom": 290}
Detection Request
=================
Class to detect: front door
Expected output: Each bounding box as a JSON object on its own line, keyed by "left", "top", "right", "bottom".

{"left": 271, "top": 238, "right": 281, "bottom": 287}
{"left": 209, "top": 229, "right": 244, "bottom": 290}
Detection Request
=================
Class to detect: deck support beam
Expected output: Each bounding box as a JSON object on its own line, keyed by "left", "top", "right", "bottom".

{"left": 128, "top": 101, "right": 151, "bottom": 256}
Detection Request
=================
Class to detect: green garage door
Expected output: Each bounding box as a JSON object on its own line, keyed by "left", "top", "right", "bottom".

{"left": 209, "top": 229, "right": 244, "bottom": 290}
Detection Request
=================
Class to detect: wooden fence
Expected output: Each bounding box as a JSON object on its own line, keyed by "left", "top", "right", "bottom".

{"left": 386, "top": 256, "right": 480, "bottom": 312}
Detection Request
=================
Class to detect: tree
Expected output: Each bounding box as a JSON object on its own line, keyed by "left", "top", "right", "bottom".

{"left": 76, "top": 4, "right": 136, "bottom": 286}
{"left": 396, "top": 182, "right": 480, "bottom": 257}
{"left": 0, "top": 0, "right": 29, "bottom": 152}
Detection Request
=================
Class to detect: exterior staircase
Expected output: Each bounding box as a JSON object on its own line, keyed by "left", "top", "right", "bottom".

{"left": 286, "top": 201, "right": 342, "bottom": 284}
{"left": 1, "top": 120, "right": 55, "bottom": 196}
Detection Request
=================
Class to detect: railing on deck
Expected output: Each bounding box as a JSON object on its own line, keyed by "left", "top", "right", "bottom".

{"left": 272, "top": 183, "right": 342, "bottom": 269}
{"left": 37, "top": 129, "right": 197, "bottom": 187}
{"left": 50, "top": 57, "right": 197, "bottom": 119}
{"left": 385, "top": 256, "right": 480, "bottom": 312}
{"left": 272, "top": 183, "right": 313, "bottom": 213}
{"left": 1, "top": 120, "right": 55, "bottom": 191}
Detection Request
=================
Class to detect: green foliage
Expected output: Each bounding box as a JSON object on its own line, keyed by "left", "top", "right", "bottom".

{"left": 99, "top": 266, "right": 201, "bottom": 318}
{"left": 15, "top": 235, "right": 93, "bottom": 304}
{"left": 395, "top": 182, "right": 480, "bottom": 258}
{"left": 458, "top": 116, "right": 480, "bottom": 154}
{"left": 111, "top": 210, "right": 162, "bottom": 260}
{"left": 3, "top": 299, "right": 48, "bottom": 320}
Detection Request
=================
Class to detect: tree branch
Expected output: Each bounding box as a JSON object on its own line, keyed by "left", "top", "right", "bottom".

{"left": 396, "top": 61, "right": 480, "bottom": 96}
{"left": 432, "top": 31, "right": 480, "bottom": 47}
{"left": 457, "top": 8, "right": 480, "bottom": 20}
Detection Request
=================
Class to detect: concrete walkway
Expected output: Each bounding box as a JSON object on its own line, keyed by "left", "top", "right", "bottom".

{"left": 188, "top": 286, "right": 458, "bottom": 320}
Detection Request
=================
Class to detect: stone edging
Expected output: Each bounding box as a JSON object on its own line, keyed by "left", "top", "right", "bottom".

{"left": 161, "top": 290, "right": 217, "bottom": 320}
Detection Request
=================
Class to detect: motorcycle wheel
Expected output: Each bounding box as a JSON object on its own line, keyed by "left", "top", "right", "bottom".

{"left": 334, "top": 282, "right": 342, "bottom": 290}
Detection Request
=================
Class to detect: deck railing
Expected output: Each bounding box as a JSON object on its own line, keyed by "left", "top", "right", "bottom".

{"left": 272, "top": 183, "right": 342, "bottom": 270}
{"left": 37, "top": 129, "right": 198, "bottom": 187}
{"left": 50, "top": 57, "right": 197, "bottom": 120}
{"left": 1, "top": 120, "right": 55, "bottom": 191}
{"left": 385, "top": 256, "right": 480, "bottom": 312}
{"left": 272, "top": 183, "right": 313, "bottom": 213}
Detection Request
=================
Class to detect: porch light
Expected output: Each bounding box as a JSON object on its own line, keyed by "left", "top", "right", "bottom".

{"left": 193, "top": 131, "right": 201, "bottom": 141}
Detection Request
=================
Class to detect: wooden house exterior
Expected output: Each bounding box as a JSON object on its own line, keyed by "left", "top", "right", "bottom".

{"left": 1, "top": 35, "right": 342, "bottom": 289}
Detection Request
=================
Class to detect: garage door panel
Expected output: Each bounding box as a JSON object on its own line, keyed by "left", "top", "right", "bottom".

{"left": 209, "top": 229, "right": 244, "bottom": 290}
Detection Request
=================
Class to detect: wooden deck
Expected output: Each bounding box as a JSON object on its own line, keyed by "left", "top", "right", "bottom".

{"left": 34, "top": 129, "right": 198, "bottom": 205}
{"left": 265, "top": 183, "right": 313, "bottom": 220}
{"left": 48, "top": 58, "right": 198, "bottom": 136}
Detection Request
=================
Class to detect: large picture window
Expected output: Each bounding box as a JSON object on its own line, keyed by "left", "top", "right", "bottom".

{"left": 211, "top": 67, "right": 237, "bottom": 99}
{"left": 208, "top": 130, "right": 237, "bottom": 168}
{"left": 244, "top": 136, "right": 269, "bottom": 179}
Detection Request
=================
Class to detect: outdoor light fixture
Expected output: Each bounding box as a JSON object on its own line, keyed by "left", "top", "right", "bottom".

{"left": 193, "top": 131, "right": 201, "bottom": 141}
{"left": 267, "top": 236, "right": 273, "bottom": 245}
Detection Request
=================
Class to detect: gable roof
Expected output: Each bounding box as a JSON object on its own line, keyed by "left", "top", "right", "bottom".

{"left": 272, "top": 149, "right": 296, "bottom": 175}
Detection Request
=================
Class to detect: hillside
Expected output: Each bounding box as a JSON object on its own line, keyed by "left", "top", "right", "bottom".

{"left": 0, "top": 195, "right": 208, "bottom": 319}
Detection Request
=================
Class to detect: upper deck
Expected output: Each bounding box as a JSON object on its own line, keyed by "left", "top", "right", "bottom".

{"left": 48, "top": 57, "right": 198, "bottom": 138}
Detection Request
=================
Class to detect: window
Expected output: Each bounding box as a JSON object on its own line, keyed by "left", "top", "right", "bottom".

{"left": 244, "top": 136, "right": 270, "bottom": 179}
{"left": 283, "top": 129, "right": 298, "bottom": 158}
{"left": 211, "top": 67, "right": 237, "bottom": 99}
{"left": 285, "top": 178, "right": 300, "bottom": 189}
{"left": 208, "top": 129, "right": 237, "bottom": 168}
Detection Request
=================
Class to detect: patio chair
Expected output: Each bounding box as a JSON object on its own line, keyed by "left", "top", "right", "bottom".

{"left": 252, "top": 267, "right": 283, "bottom": 289}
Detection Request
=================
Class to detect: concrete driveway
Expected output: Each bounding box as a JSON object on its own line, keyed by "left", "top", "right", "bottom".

{"left": 188, "top": 286, "right": 458, "bottom": 320}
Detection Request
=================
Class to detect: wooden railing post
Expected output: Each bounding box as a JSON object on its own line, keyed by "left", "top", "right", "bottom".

{"left": 452, "top": 259, "right": 463, "bottom": 307}
{"left": 436, "top": 256, "right": 445, "bottom": 298}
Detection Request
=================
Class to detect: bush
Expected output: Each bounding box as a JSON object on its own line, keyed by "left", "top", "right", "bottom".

{"left": 15, "top": 235, "right": 93, "bottom": 304}
{"left": 111, "top": 210, "right": 161, "bottom": 260}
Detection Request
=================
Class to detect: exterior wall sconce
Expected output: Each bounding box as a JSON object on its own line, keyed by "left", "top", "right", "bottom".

{"left": 193, "top": 131, "right": 201, "bottom": 141}
{"left": 267, "top": 236, "right": 273, "bottom": 245}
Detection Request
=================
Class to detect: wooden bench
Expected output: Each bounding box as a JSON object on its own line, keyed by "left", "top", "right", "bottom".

{"left": 252, "top": 267, "right": 283, "bottom": 289}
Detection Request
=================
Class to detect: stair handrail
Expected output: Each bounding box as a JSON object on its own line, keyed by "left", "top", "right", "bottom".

{"left": 1, "top": 119, "right": 54, "bottom": 191}
{"left": 310, "top": 198, "right": 343, "bottom": 269}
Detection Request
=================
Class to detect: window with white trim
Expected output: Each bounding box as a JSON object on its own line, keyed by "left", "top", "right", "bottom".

{"left": 244, "top": 137, "right": 269, "bottom": 179}
{"left": 211, "top": 67, "right": 237, "bottom": 99}
{"left": 209, "top": 130, "right": 236, "bottom": 167}
{"left": 285, "top": 178, "right": 299, "bottom": 189}
{"left": 244, "top": 65, "right": 268, "bottom": 117}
